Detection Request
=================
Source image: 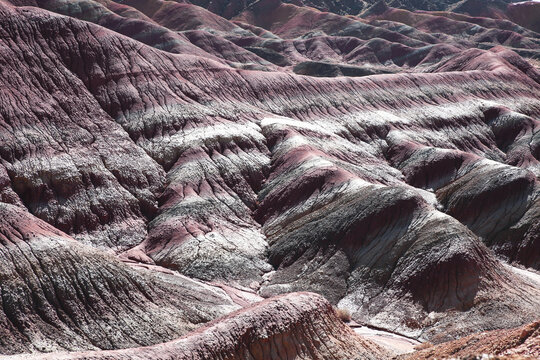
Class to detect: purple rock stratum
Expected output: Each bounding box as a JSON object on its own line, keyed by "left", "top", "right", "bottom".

{"left": 0, "top": 0, "right": 539, "bottom": 358}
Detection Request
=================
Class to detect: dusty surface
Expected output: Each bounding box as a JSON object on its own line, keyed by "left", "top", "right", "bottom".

{"left": 8, "top": 293, "right": 391, "bottom": 360}
{"left": 401, "top": 320, "right": 540, "bottom": 359}
{"left": 0, "top": 203, "right": 242, "bottom": 354}
{"left": 0, "top": 0, "right": 538, "bottom": 357}
{"left": 353, "top": 326, "right": 421, "bottom": 355}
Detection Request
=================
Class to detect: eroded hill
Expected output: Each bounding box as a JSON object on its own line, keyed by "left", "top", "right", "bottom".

{"left": 0, "top": 0, "right": 539, "bottom": 358}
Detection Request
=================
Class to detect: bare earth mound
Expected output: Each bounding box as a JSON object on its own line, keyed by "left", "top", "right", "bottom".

{"left": 0, "top": 0, "right": 538, "bottom": 357}
{"left": 402, "top": 320, "right": 540, "bottom": 359}
{"left": 14, "top": 293, "right": 391, "bottom": 360}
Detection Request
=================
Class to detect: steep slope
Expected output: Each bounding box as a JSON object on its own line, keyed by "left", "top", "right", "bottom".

{"left": 362, "top": 5, "right": 540, "bottom": 60}
{"left": 19, "top": 293, "right": 391, "bottom": 360}
{"left": 507, "top": 1, "right": 540, "bottom": 33}
{"left": 176, "top": 0, "right": 519, "bottom": 19}
{"left": 234, "top": 0, "right": 540, "bottom": 62}
{"left": 0, "top": 203, "right": 241, "bottom": 354}
{"left": 0, "top": 0, "right": 539, "bottom": 356}
{"left": 185, "top": 0, "right": 540, "bottom": 36}
{"left": 0, "top": 1, "right": 167, "bottom": 251}
{"left": 402, "top": 320, "right": 540, "bottom": 359}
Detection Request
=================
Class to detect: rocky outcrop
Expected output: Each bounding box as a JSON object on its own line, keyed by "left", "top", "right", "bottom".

{"left": 174, "top": 0, "right": 521, "bottom": 20}
{"left": 365, "top": 1, "right": 540, "bottom": 35}
{"left": 507, "top": 1, "right": 540, "bottom": 33}
{"left": 0, "top": 0, "right": 539, "bottom": 356}
{"left": 16, "top": 293, "right": 391, "bottom": 360}
{"left": 402, "top": 320, "right": 540, "bottom": 359}
{"left": 0, "top": 203, "right": 243, "bottom": 354}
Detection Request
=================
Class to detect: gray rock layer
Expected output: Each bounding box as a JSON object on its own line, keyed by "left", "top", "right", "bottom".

{"left": 18, "top": 292, "right": 391, "bottom": 360}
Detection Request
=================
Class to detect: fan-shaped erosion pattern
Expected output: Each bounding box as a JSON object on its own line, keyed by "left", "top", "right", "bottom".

{"left": 0, "top": 0, "right": 539, "bottom": 358}
{"left": 19, "top": 292, "right": 391, "bottom": 360}
{"left": 0, "top": 203, "right": 241, "bottom": 354}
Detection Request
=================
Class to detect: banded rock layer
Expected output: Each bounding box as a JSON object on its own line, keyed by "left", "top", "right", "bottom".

{"left": 0, "top": 0, "right": 539, "bottom": 357}
{"left": 0, "top": 203, "right": 242, "bottom": 354}
{"left": 19, "top": 293, "right": 390, "bottom": 360}
{"left": 402, "top": 320, "right": 540, "bottom": 359}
